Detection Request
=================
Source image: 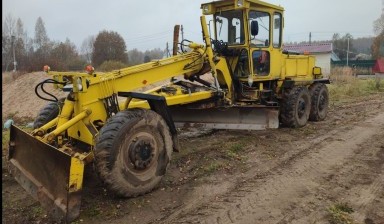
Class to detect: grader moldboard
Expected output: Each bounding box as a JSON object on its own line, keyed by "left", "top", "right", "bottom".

{"left": 8, "top": 0, "right": 329, "bottom": 222}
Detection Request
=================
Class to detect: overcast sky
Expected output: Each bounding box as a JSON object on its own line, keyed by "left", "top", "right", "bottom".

{"left": 3, "top": 0, "right": 382, "bottom": 52}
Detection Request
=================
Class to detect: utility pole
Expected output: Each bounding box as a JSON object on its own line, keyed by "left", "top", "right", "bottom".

{"left": 11, "top": 35, "right": 17, "bottom": 72}
{"left": 166, "top": 42, "right": 171, "bottom": 57}
{"left": 346, "top": 37, "right": 350, "bottom": 67}
{"left": 309, "top": 32, "right": 312, "bottom": 45}
{"left": 181, "top": 25, "right": 184, "bottom": 41}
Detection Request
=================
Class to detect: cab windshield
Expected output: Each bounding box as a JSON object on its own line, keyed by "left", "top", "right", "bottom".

{"left": 214, "top": 10, "right": 244, "bottom": 45}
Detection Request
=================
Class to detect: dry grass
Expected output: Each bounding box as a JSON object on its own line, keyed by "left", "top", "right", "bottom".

{"left": 327, "top": 202, "right": 355, "bottom": 224}
{"left": 2, "top": 71, "right": 25, "bottom": 84}
{"left": 328, "top": 67, "right": 384, "bottom": 103}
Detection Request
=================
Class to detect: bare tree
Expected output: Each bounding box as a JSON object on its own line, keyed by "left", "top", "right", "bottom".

{"left": 371, "top": 10, "right": 384, "bottom": 59}
{"left": 34, "top": 17, "right": 49, "bottom": 50}
{"left": 2, "top": 14, "right": 16, "bottom": 71}
{"left": 3, "top": 14, "right": 16, "bottom": 37}
{"left": 373, "top": 14, "right": 384, "bottom": 35}
{"left": 49, "top": 38, "right": 84, "bottom": 71}
{"left": 81, "top": 35, "right": 95, "bottom": 64}
{"left": 15, "top": 19, "right": 24, "bottom": 39}
{"left": 128, "top": 48, "right": 144, "bottom": 66}
{"left": 332, "top": 33, "right": 356, "bottom": 60}
{"left": 371, "top": 31, "right": 384, "bottom": 59}
{"left": 144, "top": 48, "right": 165, "bottom": 60}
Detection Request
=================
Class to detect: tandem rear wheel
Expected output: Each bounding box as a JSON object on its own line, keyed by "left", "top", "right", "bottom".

{"left": 280, "top": 84, "right": 329, "bottom": 128}
{"left": 280, "top": 86, "right": 311, "bottom": 128}
{"left": 309, "top": 83, "right": 329, "bottom": 121}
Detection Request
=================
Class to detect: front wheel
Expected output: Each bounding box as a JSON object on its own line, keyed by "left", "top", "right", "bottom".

{"left": 33, "top": 98, "right": 65, "bottom": 129}
{"left": 94, "top": 108, "right": 173, "bottom": 197}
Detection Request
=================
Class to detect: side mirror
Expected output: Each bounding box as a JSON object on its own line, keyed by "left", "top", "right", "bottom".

{"left": 251, "top": 20, "right": 259, "bottom": 36}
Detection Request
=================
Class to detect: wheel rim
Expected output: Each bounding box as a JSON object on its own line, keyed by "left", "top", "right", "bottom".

{"left": 298, "top": 98, "right": 307, "bottom": 118}
{"left": 125, "top": 132, "right": 158, "bottom": 173}
{"left": 318, "top": 91, "right": 327, "bottom": 111}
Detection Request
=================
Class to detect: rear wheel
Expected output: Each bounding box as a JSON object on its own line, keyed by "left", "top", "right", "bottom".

{"left": 280, "top": 86, "right": 311, "bottom": 128}
{"left": 33, "top": 99, "right": 65, "bottom": 129}
{"left": 94, "top": 108, "right": 173, "bottom": 197}
{"left": 309, "top": 83, "right": 329, "bottom": 121}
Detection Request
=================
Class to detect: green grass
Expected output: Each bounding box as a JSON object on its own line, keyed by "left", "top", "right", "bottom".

{"left": 2, "top": 130, "right": 10, "bottom": 151}
{"left": 328, "top": 77, "right": 384, "bottom": 104}
{"left": 203, "top": 161, "right": 223, "bottom": 174}
{"left": 328, "top": 71, "right": 384, "bottom": 102}
{"left": 327, "top": 202, "right": 355, "bottom": 224}
{"left": 28, "top": 206, "right": 44, "bottom": 219}
{"left": 224, "top": 141, "right": 247, "bottom": 159}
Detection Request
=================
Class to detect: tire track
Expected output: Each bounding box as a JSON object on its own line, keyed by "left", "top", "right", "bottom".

{"left": 164, "top": 112, "right": 384, "bottom": 224}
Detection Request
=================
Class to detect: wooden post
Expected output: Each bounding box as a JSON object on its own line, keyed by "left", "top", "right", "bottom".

{"left": 173, "top": 25, "right": 180, "bottom": 56}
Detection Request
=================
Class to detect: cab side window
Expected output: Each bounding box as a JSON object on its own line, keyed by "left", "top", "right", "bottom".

{"left": 249, "top": 11, "right": 270, "bottom": 47}
{"left": 273, "top": 13, "right": 282, "bottom": 48}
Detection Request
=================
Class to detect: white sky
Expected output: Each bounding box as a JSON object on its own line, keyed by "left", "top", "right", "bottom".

{"left": 3, "top": 0, "right": 382, "bottom": 52}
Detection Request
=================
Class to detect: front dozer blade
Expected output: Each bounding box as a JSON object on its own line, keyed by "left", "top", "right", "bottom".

{"left": 8, "top": 125, "right": 85, "bottom": 223}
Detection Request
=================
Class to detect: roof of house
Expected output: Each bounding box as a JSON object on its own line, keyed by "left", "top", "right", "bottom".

{"left": 373, "top": 58, "right": 384, "bottom": 73}
{"left": 283, "top": 43, "right": 333, "bottom": 54}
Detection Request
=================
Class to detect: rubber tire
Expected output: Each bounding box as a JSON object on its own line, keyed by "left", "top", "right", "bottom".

{"left": 280, "top": 86, "right": 311, "bottom": 128}
{"left": 309, "top": 83, "right": 329, "bottom": 121}
{"left": 33, "top": 99, "right": 65, "bottom": 129}
{"left": 94, "top": 108, "right": 173, "bottom": 197}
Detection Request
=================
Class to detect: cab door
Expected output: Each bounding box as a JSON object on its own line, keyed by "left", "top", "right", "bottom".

{"left": 249, "top": 10, "right": 271, "bottom": 77}
{"left": 248, "top": 10, "right": 283, "bottom": 78}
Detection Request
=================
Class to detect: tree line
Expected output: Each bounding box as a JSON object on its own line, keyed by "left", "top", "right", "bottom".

{"left": 286, "top": 11, "right": 383, "bottom": 61}
{"left": 3, "top": 11, "right": 383, "bottom": 73}
{"left": 2, "top": 15, "right": 167, "bottom": 73}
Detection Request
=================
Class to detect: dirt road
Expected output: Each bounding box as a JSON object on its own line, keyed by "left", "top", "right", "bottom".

{"left": 2, "top": 93, "right": 384, "bottom": 224}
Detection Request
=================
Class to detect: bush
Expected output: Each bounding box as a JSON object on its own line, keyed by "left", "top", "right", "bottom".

{"left": 98, "top": 60, "right": 127, "bottom": 72}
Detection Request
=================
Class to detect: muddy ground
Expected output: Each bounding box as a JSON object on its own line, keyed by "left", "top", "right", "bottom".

{"left": 2, "top": 90, "right": 384, "bottom": 224}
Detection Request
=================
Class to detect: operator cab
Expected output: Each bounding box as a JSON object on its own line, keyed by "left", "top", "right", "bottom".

{"left": 202, "top": 0, "right": 284, "bottom": 80}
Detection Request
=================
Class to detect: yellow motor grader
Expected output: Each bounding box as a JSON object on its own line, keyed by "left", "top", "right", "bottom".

{"left": 8, "top": 0, "right": 329, "bottom": 222}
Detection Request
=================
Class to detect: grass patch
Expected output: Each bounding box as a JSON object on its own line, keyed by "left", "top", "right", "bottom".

{"left": 2, "top": 130, "right": 10, "bottom": 151}
{"left": 83, "top": 205, "right": 102, "bottom": 217}
{"left": 328, "top": 74, "right": 384, "bottom": 104}
{"left": 224, "top": 142, "right": 246, "bottom": 160}
{"left": 327, "top": 202, "right": 355, "bottom": 224}
{"left": 203, "top": 161, "right": 223, "bottom": 174}
{"left": 26, "top": 205, "right": 44, "bottom": 220}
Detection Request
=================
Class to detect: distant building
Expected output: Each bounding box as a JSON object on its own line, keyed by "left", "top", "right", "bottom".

{"left": 372, "top": 58, "right": 384, "bottom": 74}
{"left": 283, "top": 43, "right": 332, "bottom": 75}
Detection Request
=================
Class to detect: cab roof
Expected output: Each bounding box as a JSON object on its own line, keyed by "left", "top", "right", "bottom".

{"left": 203, "top": 0, "right": 284, "bottom": 12}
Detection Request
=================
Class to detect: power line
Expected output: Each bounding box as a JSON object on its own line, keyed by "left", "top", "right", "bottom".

{"left": 125, "top": 30, "right": 172, "bottom": 41}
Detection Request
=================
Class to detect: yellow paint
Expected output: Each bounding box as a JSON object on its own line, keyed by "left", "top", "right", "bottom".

{"left": 68, "top": 157, "right": 85, "bottom": 192}
{"left": 43, "top": 110, "right": 91, "bottom": 143}
{"left": 37, "top": 0, "right": 324, "bottom": 150}
{"left": 128, "top": 91, "right": 214, "bottom": 109}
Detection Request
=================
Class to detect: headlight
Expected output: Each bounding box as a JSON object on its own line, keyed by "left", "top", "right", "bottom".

{"left": 202, "top": 4, "right": 211, "bottom": 14}
{"left": 237, "top": 0, "right": 244, "bottom": 7}
{"left": 76, "top": 77, "right": 83, "bottom": 91}
{"left": 203, "top": 5, "right": 209, "bottom": 13}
